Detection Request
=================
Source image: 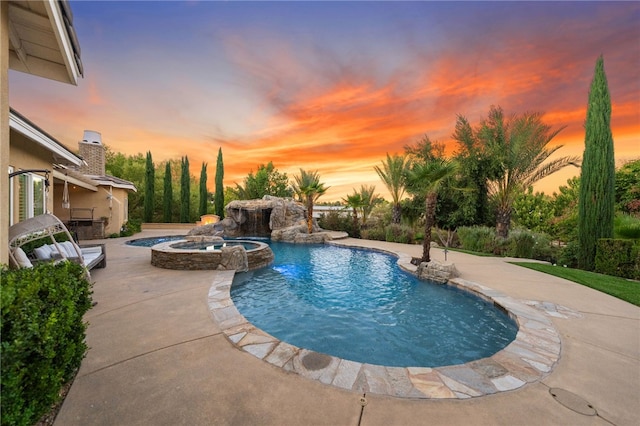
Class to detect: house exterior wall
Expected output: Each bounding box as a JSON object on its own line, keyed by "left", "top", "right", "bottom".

{"left": 2, "top": 1, "right": 83, "bottom": 263}
{"left": 1, "top": 2, "right": 10, "bottom": 264}
{"left": 52, "top": 184, "right": 129, "bottom": 237}
{"left": 103, "top": 187, "right": 129, "bottom": 235}
{"left": 8, "top": 130, "right": 56, "bottom": 221}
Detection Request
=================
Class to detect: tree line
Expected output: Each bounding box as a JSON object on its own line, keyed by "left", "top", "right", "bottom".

{"left": 109, "top": 147, "right": 226, "bottom": 224}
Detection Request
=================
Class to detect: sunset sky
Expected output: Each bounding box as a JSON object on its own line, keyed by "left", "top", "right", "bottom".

{"left": 9, "top": 1, "right": 639, "bottom": 201}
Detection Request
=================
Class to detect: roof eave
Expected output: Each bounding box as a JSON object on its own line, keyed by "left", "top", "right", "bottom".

{"left": 43, "top": 0, "right": 82, "bottom": 84}
{"left": 8, "top": 0, "right": 83, "bottom": 85}
{"left": 10, "top": 109, "right": 83, "bottom": 167}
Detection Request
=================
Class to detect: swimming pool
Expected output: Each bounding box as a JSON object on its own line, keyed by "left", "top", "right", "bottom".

{"left": 231, "top": 242, "right": 518, "bottom": 368}
{"left": 170, "top": 240, "right": 259, "bottom": 251}
{"left": 126, "top": 235, "right": 186, "bottom": 247}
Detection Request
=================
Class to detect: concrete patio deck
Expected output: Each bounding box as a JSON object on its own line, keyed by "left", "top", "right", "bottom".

{"left": 55, "top": 230, "right": 639, "bottom": 425}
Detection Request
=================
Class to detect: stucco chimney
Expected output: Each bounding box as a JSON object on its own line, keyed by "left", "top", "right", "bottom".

{"left": 78, "top": 130, "right": 105, "bottom": 176}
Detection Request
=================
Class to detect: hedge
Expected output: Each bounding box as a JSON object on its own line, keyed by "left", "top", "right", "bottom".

{"left": 595, "top": 238, "right": 640, "bottom": 280}
{"left": 1, "top": 261, "right": 92, "bottom": 426}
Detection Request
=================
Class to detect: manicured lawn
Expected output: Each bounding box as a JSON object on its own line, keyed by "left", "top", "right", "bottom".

{"left": 511, "top": 262, "right": 640, "bottom": 307}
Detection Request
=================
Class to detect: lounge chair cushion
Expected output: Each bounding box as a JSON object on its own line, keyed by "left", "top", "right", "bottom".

{"left": 13, "top": 247, "right": 33, "bottom": 268}
{"left": 47, "top": 244, "right": 64, "bottom": 258}
{"left": 61, "top": 241, "right": 80, "bottom": 258}
{"left": 34, "top": 245, "right": 53, "bottom": 260}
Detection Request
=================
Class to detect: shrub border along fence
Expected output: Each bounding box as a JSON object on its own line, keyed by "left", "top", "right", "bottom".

{"left": 1, "top": 261, "right": 93, "bottom": 426}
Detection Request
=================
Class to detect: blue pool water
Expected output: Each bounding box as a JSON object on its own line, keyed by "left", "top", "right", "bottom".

{"left": 126, "top": 235, "right": 269, "bottom": 247}
{"left": 126, "top": 235, "right": 186, "bottom": 247}
{"left": 231, "top": 242, "right": 518, "bottom": 368}
{"left": 170, "top": 240, "right": 259, "bottom": 251}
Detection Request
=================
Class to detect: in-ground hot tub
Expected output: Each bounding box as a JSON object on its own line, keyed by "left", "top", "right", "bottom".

{"left": 151, "top": 238, "right": 274, "bottom": 271}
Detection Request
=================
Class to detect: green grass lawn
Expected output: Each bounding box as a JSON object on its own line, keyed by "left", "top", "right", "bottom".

{"left": 511, "top": 262, "right": 640, "bottom": 307}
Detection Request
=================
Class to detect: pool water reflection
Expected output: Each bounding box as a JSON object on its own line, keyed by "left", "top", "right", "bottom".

{"left": 231, "top": 242, "right": 518, "bottom": 367}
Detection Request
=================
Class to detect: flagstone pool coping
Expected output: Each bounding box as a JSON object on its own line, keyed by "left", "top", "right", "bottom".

{"left": 207, "top": 244, "right": 561, "bottom": 399}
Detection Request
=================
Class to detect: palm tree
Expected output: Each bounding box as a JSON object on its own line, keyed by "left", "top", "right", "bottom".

{"left": 406, "top": 158, "right": 458, "bottom": 263}
{"left": 483, "top": 107, "right": 580, "bottom": 238}
{"left": 357, "top": 184, "right": 382, "bottom": 226}
{"left": 342, "top": 192, "right": 364, "bottom": 237}
{"left": 374, "top": 153, "right": 410, "bottom": 224}
{"left": 292, "top": 169, "right": 329, "bottom": 234}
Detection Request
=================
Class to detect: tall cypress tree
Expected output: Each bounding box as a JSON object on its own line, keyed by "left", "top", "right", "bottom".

{"left": 180, "top": 156, "right": 191, "bottom": 223}
{"left": 199, "top": 162, "right": 208, "bottom": 216}
{"left": 163, "top": 162, "right": 173, "bottom": 222}
{"left": 214, "top": 148, "right": 225, "bottom": 219}
{"left": 144, "top": 151, "right": 155, "bottom": 223}
{"left": 577, "top": 55, "right": 615, "bottom": 270}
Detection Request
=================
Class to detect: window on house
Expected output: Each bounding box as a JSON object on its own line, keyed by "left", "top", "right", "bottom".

{"left": 18, "top": 173, "right": 46, "bottom": 221}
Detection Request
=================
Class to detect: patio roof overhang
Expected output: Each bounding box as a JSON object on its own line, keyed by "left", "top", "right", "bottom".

{"left": 8, "top": 0, "right": 83, "bottom": 85}
{"left": 10, "top": 108, "right": 84, "bottom": 168}
{"left": 53, "top": 169, "right": 97, "bottom": 192}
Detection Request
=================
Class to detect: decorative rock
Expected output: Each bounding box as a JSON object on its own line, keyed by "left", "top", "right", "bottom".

{"left": 293, "top": 232, "right": 332, "bottom": 244}
{"left": 265, "top": 342, "right": 299, "bottom": 367}
{"left": 271, "top": 224, "right": 308, "bottom": 242}
{"left": 416, "top": 260, "right": 459, "bottom": 284}
{"left": 265, "top": 195, "right": 307, "bottom": 230}
{"left": 210, "top": 196, "right": 327, "bottom": 241}
{"left": 221, "top": 196, "right": 310, "bottom": 237}
{"left": 332, "top": 359, "right": 363, "bottom": 390}
{"left": 185, "top": 235, "right": 224, "bottom": 243}
{"left": 187, "top": 223, "right": 224, "bottom": 237}
{"left": 218, "top": 246, "right": 248, "bottom": 272}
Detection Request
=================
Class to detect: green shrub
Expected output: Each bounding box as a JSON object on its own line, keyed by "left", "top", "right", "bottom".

{"left": 456, "top": 226, "right": 557, "bottom": 261}
{"left": 317, "top": 211, "right": 356, "bottom": 236}
{"left": 506, "top": 230, "right": 536, "bottom": 259}
{"left": 529, "top": 233, "right": 559, "bottom": 263}
{"left": 614, "top": 213, "right": 640, "bottom": 240}
{"left": 366, "top": 203, "right": 392, "bottom": 229}
{"left": 385, "top": 224, "right": 415, "bottom": 244}
{"left": 120, "top": 218, "right": 142, "bottom": 237}
{"left": 559, "top": 241, "right": 580, "bottom": 268}
{"left": 595, "top": 238, "right": 640, "bottom": 280}
{"left": 1, "top": 262, "right": 93, "bottom": 426}
{"left": 456, "top": 226, "right": 497, "bottom": 254}
{"left": 361, "top": 226, "right": 386, "bottom": 241}
{"left": 503, "top": 229, "right": 558, "bottom": 262}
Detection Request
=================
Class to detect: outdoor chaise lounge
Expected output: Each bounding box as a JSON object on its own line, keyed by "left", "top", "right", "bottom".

{"left": 8, "top": 214, "right": 106, "bottom": 273}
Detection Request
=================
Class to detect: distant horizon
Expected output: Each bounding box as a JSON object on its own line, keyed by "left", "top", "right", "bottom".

{"left": 9, "top": 1, "right": 638, "bottom": 202}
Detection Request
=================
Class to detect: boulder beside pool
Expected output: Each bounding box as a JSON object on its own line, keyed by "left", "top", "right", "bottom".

{"left": 218, "top": 245, "right": 248, "bottom": 272}
{"left": 416, "top": 260, "right": 459, "bottom": 284}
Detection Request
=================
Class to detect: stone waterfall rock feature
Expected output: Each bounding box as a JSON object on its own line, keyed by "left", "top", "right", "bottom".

{"left": 188, "top": 196, "right": 331, "bottom": 242}
{"left": 223, "top": 196, "right": 308, "bottom": 237}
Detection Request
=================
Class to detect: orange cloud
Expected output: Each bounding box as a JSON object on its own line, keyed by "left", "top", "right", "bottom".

{"left": 10, "top": 2, "right": 638, "bottom": 203}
